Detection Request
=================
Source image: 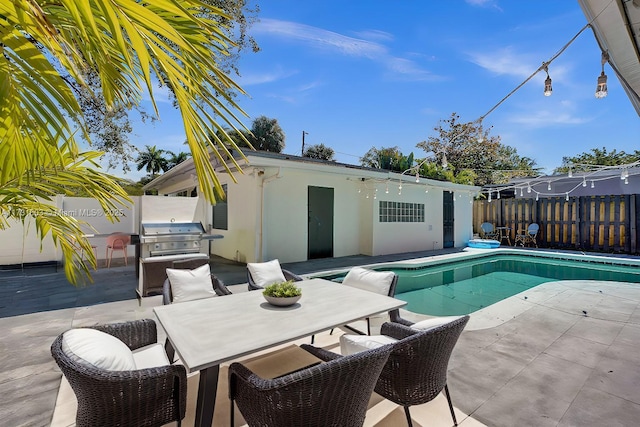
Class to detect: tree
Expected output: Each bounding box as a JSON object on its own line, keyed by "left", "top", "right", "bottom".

{"left": 417, "top": 113, "right": 538, "bottom": 186}
{"left": 554, "top": 147, "right": 640, "bottom": 174}
{"left": 249, "top": 116, "right": 286, "bottom": 152}
{"left": 2, "top": 1, "right": 251, "bottom": 284}
{"left": 136, "top": 146, "right": 170, "bottom": 177}
{"left": 303, "top": 144, "right": 335, "bottom": 161}
{"left": 360, "top": 147, "right": 414, "bottom": 172}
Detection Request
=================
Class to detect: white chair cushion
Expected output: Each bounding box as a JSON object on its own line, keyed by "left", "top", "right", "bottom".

{"left": 61, "top": 328, "right": 136, "bottom": 371}
{"left": 339, "top": 334, "right": 398, "bottom": 356}
{"left": 247, "top": 259, "right": 287, "bottom": 288}
{"left": 166, "top": 263, "right": 215, "bottom": 303}
{"left": 132, "top": 343, "right": 170, "bottom": 369}
{"left": 410, "top": 315, "right": 464, "bottom": 331}
{"left": 342, "top": 267, "right": 395, "bottom": 296}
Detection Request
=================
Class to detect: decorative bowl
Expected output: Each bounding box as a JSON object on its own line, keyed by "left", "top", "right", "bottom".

{"left": 263, "top": 294, "right": 301, "bottom": 307}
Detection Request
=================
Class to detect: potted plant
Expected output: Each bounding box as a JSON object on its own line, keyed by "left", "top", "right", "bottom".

{"left": 262, "top": 280, "right": 302, "bottom": 306}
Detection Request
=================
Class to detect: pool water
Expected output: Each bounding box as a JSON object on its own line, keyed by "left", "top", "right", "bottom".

{"left": 323, "top": 255, "right": 640, "bottom": 316}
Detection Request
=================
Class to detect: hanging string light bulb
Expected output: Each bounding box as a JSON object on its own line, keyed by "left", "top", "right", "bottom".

{"left": 565, "top": 192, "right": 570, "bottom": 201}
{"left": 488, "top": 191, "right": 492, "bottom": 203}
{"left": 591, "top": 180, "right": 595, "bottom": 189}
{"left": 582, "top": 177, "right": 587, "bottom": 187}
{"left": 543, "top": 63, "right": 553, "bottom": 96}
{"left": 548, "top": 181, "right": 552, "bottom": 191}
{"left": 595, "top": 51, "right": 609, "bottom": 99}
{"left": 441, "top": 152, "right": 448, "bottom": 169}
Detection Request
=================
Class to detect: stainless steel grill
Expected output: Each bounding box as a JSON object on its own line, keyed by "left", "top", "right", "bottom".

{"left": 140, "top": 222, "right": 205, "bottom": 257}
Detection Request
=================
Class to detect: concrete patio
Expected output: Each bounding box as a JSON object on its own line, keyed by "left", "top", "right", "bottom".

{"left": 1, "top": 248, "right": 639, "bottom": 426}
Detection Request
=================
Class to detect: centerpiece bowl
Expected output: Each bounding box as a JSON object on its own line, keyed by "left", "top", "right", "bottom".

{"left": 262, "top": 280, "right": 302, "bottom": 307}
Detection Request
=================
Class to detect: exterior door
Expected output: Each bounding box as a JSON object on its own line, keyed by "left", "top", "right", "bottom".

{"left": 308, "top": 186, "right": 334, "bottom": 259}
{"left": 443, "top": 191, "right": 455, "bottom": 248}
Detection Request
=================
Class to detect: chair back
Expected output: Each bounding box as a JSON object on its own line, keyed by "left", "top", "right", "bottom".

{"left": 375, "top": 315, "right": 469, "bottom": 407}
{"left": 342, "top": 267, "right": 397, "bottom": 297}
{"left": 528, "top": 223, "right": 540, "bottom": 235}
{"left": 230, "top": 343, "right": 393, "bottom": 427}
{"left": 106, "top": 233, "right": 130, "bottom": 249}
{"left": 480, "top": 222, "right": 494, "bottom": 234}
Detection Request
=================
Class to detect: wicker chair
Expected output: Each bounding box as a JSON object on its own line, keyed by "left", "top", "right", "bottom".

{"left": 247, "top": 266, "right": 303, "bottom": 291}
{"left": 229, "top": 343, "right": 393, "bottom": 427}
{"left": 377, "top": 316, "right": 470, "bottom": 427}
{"left": 51, "top": 319, "right": 187, "bottom": 427}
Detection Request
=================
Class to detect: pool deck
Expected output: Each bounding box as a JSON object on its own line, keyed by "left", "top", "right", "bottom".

{"left": 2, "top": 247, "right": 640, "bottom": 426}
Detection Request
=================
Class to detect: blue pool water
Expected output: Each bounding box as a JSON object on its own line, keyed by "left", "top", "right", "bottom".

{"left": 321, "top": 254, "right": 640, "bottom": 316}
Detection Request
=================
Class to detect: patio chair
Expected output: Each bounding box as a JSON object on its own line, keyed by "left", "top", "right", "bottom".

{"left": 51, "top": 319, "right": 187, "bottom": 427}
{"left": 105, "top": 233, "right": 130, "bottom": 268}
{"left": 246, "top": 258, "right": 303, "bottom": 291}
{"left": 228, "top": 342, "right": 393, "bottom": 427}
{"left": 340, "top": 315, "right": 470, "bottom": 427}
{"left": 480, "top": 222, "right": 498, "bottom": 240}
{"left": 163, "top": 263, "right": 232, "bottom": 360}
{"left": 514, "top": 223, "right": 540, "bottom": 247}
{"left": 336, "top": 267, "right": 400, "bottom": 335}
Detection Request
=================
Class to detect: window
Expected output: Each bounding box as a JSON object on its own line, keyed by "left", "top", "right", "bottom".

{"left": 379, "top": 201, "right": 424, "bottom": 223}
{"left": 211, "top": 184, "right": 228, "bottom": 230}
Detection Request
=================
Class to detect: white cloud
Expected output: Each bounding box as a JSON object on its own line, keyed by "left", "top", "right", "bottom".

{"left": 352, "top": 29, "right": 394, "bottom": 42}
{"left": 141, "top": 84, "right": 172, "bottom": 104}
{"left": 254, "top": 18, "right": 441, "bottom": 81}
{"left": 507, "top": 110, "right": 590, "bottom": 127}
{"left": 237, "top": 68, "right": 298, "bottom": 86}
{"left": 465, "top": 0, "right": 503, "bottom": 12}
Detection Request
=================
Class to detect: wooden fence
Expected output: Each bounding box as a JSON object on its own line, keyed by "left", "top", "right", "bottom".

{"left": 473, "top": 195, "right": 640, "bottom": 254}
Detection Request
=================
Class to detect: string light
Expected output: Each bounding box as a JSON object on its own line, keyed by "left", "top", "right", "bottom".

{"left": 595, "top": 51, "right": 609, "bottom": 99}
{"left": 591, "top": 180, "right": 595, "bottom": 188}
{"left": 543, "top": 64, "right": 553, "bottom": 96}
{"left": 565, "top": 192, "right": 570, "bottom": 201}
{"left": 582, "top": 177, "right": 587, "bottom": 187}
{"left": 548, "top": 182, "right": 552, "bottom": 191}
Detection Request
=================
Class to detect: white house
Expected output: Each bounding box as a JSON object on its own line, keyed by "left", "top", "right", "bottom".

{"left": 144, "top": 150, "right": 479, "bottom": 264}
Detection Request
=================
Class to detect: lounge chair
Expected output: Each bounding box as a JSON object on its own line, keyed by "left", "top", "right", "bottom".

{"left": 514, "top": 223, "right": 540, "bottom": 247}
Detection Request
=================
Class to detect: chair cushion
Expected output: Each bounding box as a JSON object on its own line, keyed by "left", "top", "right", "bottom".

{"left": 247, "top": 259, "right": 287, "bottom": 288}
{"left": 410, "top": 315, "right": 464, "bottom": 332}
{"left": 132, "top": 343, "right": 170, "bottom": 369}
{"left": 61, "top": 328, "right": 136, "bottom": 371}
{"left": 166, "top": 263, "right": 215, "bottom": 303}
{"left": 339, "top": 334, "right": 398, "bottom": 356}
{"left": 342, "top": 267, "right": 395, "bottom": 296}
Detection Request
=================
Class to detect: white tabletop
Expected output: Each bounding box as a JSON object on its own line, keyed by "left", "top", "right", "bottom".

{"left": 153, "top": 278, "right": 406, "bottom": 372}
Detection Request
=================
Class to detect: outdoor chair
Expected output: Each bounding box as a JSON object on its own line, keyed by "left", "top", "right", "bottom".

{"left": 246, "top": 258, "right": 303, "bottom": 291}
{"left": 334, "top": 267, "right": 400, "bottom": 335}
{"left": 340, "top": 315, "right": 470, "bottom": 427}
{"left": 228, "top": 342, "right": 393, "bottom": 427}
{"left": 51, "top": 319, "right": 187, "bottom": 427}
{"left": 514, "top": 223, "right": 540, "bottom": 247}
{"left": 163, "top": 263, "right": 232, "bottom": 360}
{"left": 480, "top": 222, "right": 498, "bottom": 240}
{"left": 105, "top": 233, "right": 130, "bottom": 268}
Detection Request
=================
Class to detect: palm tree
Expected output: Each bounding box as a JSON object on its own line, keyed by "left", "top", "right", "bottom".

{"left": 136, "top": 146, "right": 170, "bottom": 177}
{"left": 1, "top": 1, "right": 250, "bottom": 284}
{"left": 167, "top": 151, "right": 191, "bottom": 170}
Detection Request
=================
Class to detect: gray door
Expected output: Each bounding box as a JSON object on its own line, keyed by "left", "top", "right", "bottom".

{"left": 443, "top": 191, "right": 454, "bottom": 248}
{"left": 308, "top": 186, "right": 334, "bottom": 259}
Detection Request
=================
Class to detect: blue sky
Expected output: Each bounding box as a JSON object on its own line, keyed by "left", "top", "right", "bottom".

{"left": 122, "top": 0, "right": 639, "bottom": 181}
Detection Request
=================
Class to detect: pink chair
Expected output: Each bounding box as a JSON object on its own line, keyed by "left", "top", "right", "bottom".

{"left": 105, "top": 233, "right": 130, "bottom": 268}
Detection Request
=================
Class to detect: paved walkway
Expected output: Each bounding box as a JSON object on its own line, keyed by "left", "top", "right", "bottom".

{"left": 2, "top": 248, "right": 640, "bottom": 426}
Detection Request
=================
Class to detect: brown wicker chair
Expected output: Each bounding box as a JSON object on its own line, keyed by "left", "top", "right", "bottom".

{"left": 377, "top": 316, "right": 470, "bottom": 427}
{"left": 229, "top": 342, "right": 393, "bottom": 427}
{"left": 247, "top": 267, "right": 303, "bottom": 291}
{"left": 51, "top": 319, "right": 187, "bottom": 427}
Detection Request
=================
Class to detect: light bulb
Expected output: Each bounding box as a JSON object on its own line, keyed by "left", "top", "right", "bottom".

{"left": 625, "top": 177, "right": 629, "bottom": 185}
{"left": 591, "top": 180, "right": 595, "bottom": 188}
{"left": 544, "top": 75, "right": 553, "bottom": 96}
{"left": 566, "top": 193, "right": 569, "bottom": 201}
{"left": 527, "top": 184, "right": 531, "bottom": 193}
{"left": 415, "top": 172, "right": 420, "bottom": 183}
{"left": 536, "top": 193, "right": 539, "bottom": 201}
{"left": 568, "top": 168, "right": 573, "bottom": 178}
{"left": 548, "top": 182, "right": 552, "bottom": 191}
{"left": 497, "top": 191, "right": 500, "bottom": 199}
{"left": 520, "top": 187, "right": 523, "bottom": 197}
{"left": 488, "top": 191, "right": 492, "bottom": 202}
{"left": 582, "top": 178, "right": 587, "bottom": 187}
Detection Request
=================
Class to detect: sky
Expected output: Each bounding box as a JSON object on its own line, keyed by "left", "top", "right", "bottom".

{"left": 120, "top": 0, "right": 640, "bottom": 181}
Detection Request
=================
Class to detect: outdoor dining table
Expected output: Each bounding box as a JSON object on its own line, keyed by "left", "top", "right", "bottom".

{"left": 153, "top": 277, "right": 407, "bottom": 427}
{"left": 495, "top": 226, "right": 512, "bottom": 246}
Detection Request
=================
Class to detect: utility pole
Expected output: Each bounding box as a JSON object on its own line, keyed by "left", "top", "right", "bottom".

{"left": 302, "top": 131, "right": 309, "bottom": 155}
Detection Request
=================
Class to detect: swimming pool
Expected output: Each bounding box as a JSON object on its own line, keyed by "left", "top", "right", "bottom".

{"left": 319, "top": 253, "right": 640, "bottom": 316}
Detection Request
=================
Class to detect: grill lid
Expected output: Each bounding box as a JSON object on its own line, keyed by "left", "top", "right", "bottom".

{"left": 141, "top": 222, "right": 205, "bottom": 236}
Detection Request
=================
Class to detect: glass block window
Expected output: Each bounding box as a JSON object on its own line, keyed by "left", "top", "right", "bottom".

{"left": 379, "top": 201, "right": 424, "bottom": 222}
